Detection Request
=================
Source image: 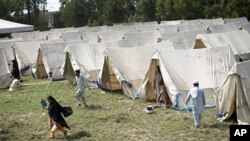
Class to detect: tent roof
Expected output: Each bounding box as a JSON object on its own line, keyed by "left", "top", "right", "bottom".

{"left": 0, "top": 19, "right": 34, "bottom": 34}
{"left": 106, "top": 45, "right": 154, "bottom": 82}
{"left": 154, "top": 40, "right": 175, "bottom": 50}
{"left": 242, "top": 24, "right": 250, "bottom": 33}
{"left": 178, "top": 24, "right": 208, "bottom": 32}
{"left": 0, "top": 48, "right": 12, "bottom": 89}
{"left": 160, "top": 20, "right": 182, "bottom": 25}
{"left": 224, "top": 17, "right": 249, "bottom": 25}
{"left": 200, "top": 18, "right": 224, "bottom": 25}
{"left": 156, "top": 46, "right": 235, "bottom": 92}
{"left": 194, "top": 30, "right": 250, "bottom": 55}
{"left": 0, "top": 39, "right": 22, "bottom": 63}
{"left": 158, "top": 25, "right": 178, "bottom": 33}
{"left": 161, "top": 30, "right": 206, "bottom": 49}
{"left": 207, "top": 23, "right": 239, "bottom": 33}
{"left": 123, "top": 31, "right": 160, "bottom": 46}
{"left": 99, "top": 31, "right": 124, "bottom": 42}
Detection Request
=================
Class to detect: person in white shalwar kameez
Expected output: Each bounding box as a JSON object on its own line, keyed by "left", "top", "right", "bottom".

{"left": 185, "top": 80, "right": 206, "bottom": 128}
{"left": 72, "top": 70, "right": 92, "bottom": 107}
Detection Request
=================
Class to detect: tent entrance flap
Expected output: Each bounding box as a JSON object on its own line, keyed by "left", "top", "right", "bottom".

{"left": 100, "top": 56, "right": 121, "bottom": 91}
{"left": 144, "top": 59, "right": 159, "bottom": 101}
{"left": 63, "top": 52, "right": 75, "bottom": 83}
{"left": 34, "top": 49, "right": 47, "bottom": 78}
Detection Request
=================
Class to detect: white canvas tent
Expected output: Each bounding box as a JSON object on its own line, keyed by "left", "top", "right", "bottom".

{"left": 0, "top": 48, "right": 12, "bottom": 89}
{"left": 45, "top": 31, "right": 62, "bottom": 40}
{"left": 33, "top": 32, "right": 48, "bottom": 40}
{"left": 98, "top": 31, "right": 124, "bottom": 42}
{"left": 136, "top": 25, "right": 158, "bottom": 32}
{"left": 207, "top": 23, "right": 240, "bottom": 33}
{"left": 62, "top": 39, "right": 132, "bottom": 83}
{"left": 114, "top": 24, "right": 138, "bottom": 32}
{"left": 103, "top": 39, "right": 131, "bottom": 48}
{"left": 97, "top": 45, "right": 154, "bottom": 98}
{"left": 79, "top": 26, "right": 98, "bottom": 32}
{"left": 0, "top": 37, "right": 9, "bottom": 40}
{"left": 11, "top": 31, "right": 43, "bottom": 41}
{"left": 200, "top": 18, "right": 224, "bottom": 25}
{"left": 161, "top": 30, "right": 207, "bottom": 49}
{"left": 78, "top": 26, "right": 98, "bottom": 32}
{"left": 51, "top": 27, "right": 79, "bottom": 33}
{"left": 81, "top": 31, "right": 99, "bottom": 43}
{"left": 21, "top": 31, "right": 38, "bottom": 40}
{"left": 181, "top": 19, "right": 202, "bottom": 25}
{"left": 0, "top": 39, "right": 21, "bottom": 65}
{"left": 95, "top": 25, "right": 116, "bottom": 32}
{"left": 140, "top": 21, "right": 158, "bottom": 25}
{"left": 154, "top": 40, "right": 175, "bottom": 50}
{"left": 0, "top": 19, "right": 33, "bottom": 34}
{"left": 193, "top": 30, "right": 250, "bottom": 61}
{"left": 138, "top": 47, "right": 235, "bottom": 109}
{"left": 178, "top": 24, "right": 208, "bottom": 32}
{"left": 160, "top": 20, "right": 182, "bottom": 25}
{"left": 61, "top": 42, "right": 106, "bottom": 83}
{"left": 216, "top": 60, "right": 250, "bottom": 124}
{"left": 33, "top": 42, "right": 66, "bottom": 80}
{"left": 224, "top": 17, "right": 249, "bottom": 25}
{"left": 123, "top": 31, "right": 161, "bottom": 46}
{"left": 61, "top": 31, "right": 83, "bottom": 42}
{"left": 14, "top": 41, "right": 48, "bottom": 75}
{"left": 158, "top": 25, "right": 178, "bottom": 33}
{"left": 11, "top": 32, "right": 22, "bottom": 39}
{"left": 241, "top": 24, "right": 250, "bottom": 33}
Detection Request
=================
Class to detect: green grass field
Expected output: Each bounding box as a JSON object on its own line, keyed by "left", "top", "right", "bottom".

{"left": 0, "top": 76, "right": 233, "bottom": 141}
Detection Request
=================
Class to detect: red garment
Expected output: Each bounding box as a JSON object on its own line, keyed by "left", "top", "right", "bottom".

{"left": 160, "top": 85, "right": 171, "bottom": 104}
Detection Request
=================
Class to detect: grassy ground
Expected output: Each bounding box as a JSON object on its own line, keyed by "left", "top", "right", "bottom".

{"left": 0, "top": 76, "right": 233, "bottom": 141}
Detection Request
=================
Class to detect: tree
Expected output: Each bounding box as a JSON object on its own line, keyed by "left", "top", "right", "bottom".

{"left": 133, "top": 0, "right": 157, "bottom": 22}
{"left": 204, "top": 3, "right": 224, "bottom": 19}
{"left": 225, "top": 0, "right": 250, "bottom": 19}
{"left": 155, "top": 0, "right": 176, "bottom": 21}
{"left": 102, "top": 0, "right": 128, "bottom": 25}
{"left": 53, "top": 12, "right": 65, "bottom": 28}
{"left": 61, "top": 0, "right": 90, "bottom": 27}
{"left": 0, "top": 0, "right": 12, "bottom": 19}
{"left": 86, "top": 0, "right": 106, "bottom": 26}
{"left": 0, "top": 0, "right": 47, "bottom": 30}
{"left": 174, "top": 0, "right": 203, "bottom": 19}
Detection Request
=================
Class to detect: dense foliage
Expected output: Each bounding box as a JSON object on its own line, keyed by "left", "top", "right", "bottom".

{"left": 0, "top": 0, "right": 249, "bottom": 29}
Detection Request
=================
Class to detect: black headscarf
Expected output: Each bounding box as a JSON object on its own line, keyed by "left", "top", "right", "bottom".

{"left": 47, "top": 96, "right": 70, "bottom": 130}
{"left": 11, "top": 60, "right": 20, "bottom": 80}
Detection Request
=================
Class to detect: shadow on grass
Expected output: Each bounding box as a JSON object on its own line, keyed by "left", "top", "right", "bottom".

{"left": 204, "top": 117, "right": 237, "bottom": 129}
{"left": 66, "top": 131, "right": 91, "bottom": 140}
{"left": 115, "top": 113, "right": 129, "bottom": 123}
{"left": 0, "top": 128, "right": 9, "bottom": 141}
{"left": 204, "top": 122, "right": 230, "bottom": 129}
{"left": 87, "top": 104, "right": 102, "bottom": 110}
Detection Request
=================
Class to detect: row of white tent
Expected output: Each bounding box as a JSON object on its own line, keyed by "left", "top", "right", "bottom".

{"left": 1, "top": 18, "right": 250, "bottom": 124}
{"left": 8, "top": 17, "right": 250, "bottom": 42}
{"left": 8, "top": 27, "right": 250, "bottom": 52}
{"left": 9, "top": 23, "right": 250, "bottom": 42}
{"left": 1, "top": 40, "right": 249, "bottom": 125}
{"left": 2, "top": 29, "right": 248, "bottom": 80}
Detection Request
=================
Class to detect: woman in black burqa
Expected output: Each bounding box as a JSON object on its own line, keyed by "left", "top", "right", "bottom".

{"left": 11, "top": 59, "right": 21, "bottom": 80}
{"left": 47, "top": 96, "right": 70, "bottom": 139}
